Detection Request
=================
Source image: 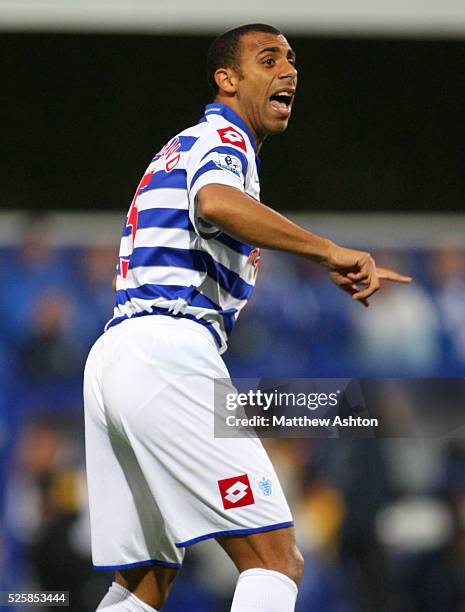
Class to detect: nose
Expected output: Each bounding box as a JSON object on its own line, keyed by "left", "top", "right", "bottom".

{"left": 280, "top": 60, "right": 297, "bottom": 82}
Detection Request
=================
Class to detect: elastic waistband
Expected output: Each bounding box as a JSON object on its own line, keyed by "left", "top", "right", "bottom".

{"left": 109, "top": 313, "right": 219, "bottom": 352}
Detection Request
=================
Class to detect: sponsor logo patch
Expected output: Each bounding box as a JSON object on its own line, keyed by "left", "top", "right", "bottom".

{"left": 217, "top": 127, "right": 247, "bottom": 152}
{"left": 218, "top": 474, "right": 255, "bottom": 510}
{"left": 214, "top": 153, "right": 242, "bottom": 177}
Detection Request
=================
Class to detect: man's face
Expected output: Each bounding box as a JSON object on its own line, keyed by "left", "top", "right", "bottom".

{"left": 234, "top": 32, "right": 297, "bottom": 139}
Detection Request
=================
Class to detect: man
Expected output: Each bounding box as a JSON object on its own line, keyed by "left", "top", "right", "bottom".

{"left": 84, "top": 24, "right": 410, "bottom": 612}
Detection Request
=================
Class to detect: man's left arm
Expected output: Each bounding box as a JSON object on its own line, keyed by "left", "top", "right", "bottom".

{"left": 197, "top": 183, "right": 411, "bottom": 306}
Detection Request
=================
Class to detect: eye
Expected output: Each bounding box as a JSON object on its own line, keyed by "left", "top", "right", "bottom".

{"left": 263, "top": 58, "right": 275, "bottom": 66}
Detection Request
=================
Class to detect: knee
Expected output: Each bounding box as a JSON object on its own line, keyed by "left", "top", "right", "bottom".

{"left": 264, "top": 544, "right": 304, "bottom": 586}
{"left": 115, "top": 566, "right": 177, "bottom": 610}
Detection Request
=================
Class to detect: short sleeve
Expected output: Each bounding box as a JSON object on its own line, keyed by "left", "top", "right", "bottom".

{"left": 186, "top": 127, "right": 249, "bottom": 238}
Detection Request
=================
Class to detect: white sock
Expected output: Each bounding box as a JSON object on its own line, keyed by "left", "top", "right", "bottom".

{"left": 96, "top": 582, "right": 159, "bottom": 612}
{"left": 230, "top": 568, "right": 298, "bottom": 612}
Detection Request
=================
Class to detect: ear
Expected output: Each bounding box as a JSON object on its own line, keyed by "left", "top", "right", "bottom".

{"left": 214, "top": 68, "right": 239, "bottom": 95}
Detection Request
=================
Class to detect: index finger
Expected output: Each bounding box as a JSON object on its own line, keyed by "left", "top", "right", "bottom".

{"left": 377, "top": 267, "right": 412, "bottom": 284}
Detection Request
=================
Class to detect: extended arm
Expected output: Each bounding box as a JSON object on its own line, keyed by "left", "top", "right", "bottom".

{"left": 197, "top": 184, "right": 411, "bottom": 306}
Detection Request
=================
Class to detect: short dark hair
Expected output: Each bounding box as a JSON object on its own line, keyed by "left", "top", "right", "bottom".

{"left": 206, "top": 24, "right": 283, "bottom": 93}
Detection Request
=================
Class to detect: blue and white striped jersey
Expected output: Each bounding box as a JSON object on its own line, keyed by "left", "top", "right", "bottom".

{"left": 105, "top": 103, "right": 262, "bottom": 353}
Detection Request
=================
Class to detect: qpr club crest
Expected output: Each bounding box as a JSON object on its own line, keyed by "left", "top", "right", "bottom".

{"left": 257, "top": 476, "right": 272, "bottom": 497}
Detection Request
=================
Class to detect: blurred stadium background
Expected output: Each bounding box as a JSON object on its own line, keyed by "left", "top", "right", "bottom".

{"left": 1, "top": 1, "right": 464, "bottom": 610}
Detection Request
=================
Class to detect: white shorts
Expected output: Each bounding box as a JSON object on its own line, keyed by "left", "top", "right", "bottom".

{"left": 83, "top": 315, "right": 293, "bottom": 571}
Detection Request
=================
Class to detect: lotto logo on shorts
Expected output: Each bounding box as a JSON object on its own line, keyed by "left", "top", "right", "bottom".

{"left": 217, "top": 127, "right": 247, "bottom": 152}
{"left": 218, "top": 474, "right": 255, "bottom": 510}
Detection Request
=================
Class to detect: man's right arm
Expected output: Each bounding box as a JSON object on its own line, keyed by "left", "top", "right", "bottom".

{"left": 197, "top": 183, "right": 411, "bottom": 305}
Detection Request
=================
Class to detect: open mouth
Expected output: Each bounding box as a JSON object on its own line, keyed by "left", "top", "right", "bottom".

{"left": 269, "top": 91, "right": 294, "bottom": 117}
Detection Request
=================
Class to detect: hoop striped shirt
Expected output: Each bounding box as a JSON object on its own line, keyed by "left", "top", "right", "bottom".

{"left": 105, "top": 103, "right": 261, "bottom": 353}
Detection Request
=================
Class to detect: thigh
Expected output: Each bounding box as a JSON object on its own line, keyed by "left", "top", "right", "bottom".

{"left": 122, "top": 373, "right": 294, "bottom": 548}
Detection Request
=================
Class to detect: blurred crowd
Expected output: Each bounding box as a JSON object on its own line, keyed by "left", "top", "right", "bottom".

{"left": 0, "top": 218, "right": 464, "bottom": 611}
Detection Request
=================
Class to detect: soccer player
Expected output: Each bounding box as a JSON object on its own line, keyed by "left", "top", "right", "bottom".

{"left": 84, "top": 24, "right": 411, "bottom": 612}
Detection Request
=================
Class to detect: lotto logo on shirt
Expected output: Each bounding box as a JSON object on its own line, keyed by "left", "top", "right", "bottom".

{"left": 217, "top": 127, "right": 247, "bottom": 152}
{"left": 218, "top": 474, "right": 255, "bottom": 510}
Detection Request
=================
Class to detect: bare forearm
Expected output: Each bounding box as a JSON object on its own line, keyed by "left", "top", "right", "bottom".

{"left": 197, "top": 184, "right": 333, "bottom": 263}
{"left": 197, "top": 183, "right": 411, "bottom": 305}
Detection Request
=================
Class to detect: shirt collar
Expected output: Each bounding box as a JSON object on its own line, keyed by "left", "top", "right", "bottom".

{"left": 200, "top": 103, "right": 257, "bottom": 154}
